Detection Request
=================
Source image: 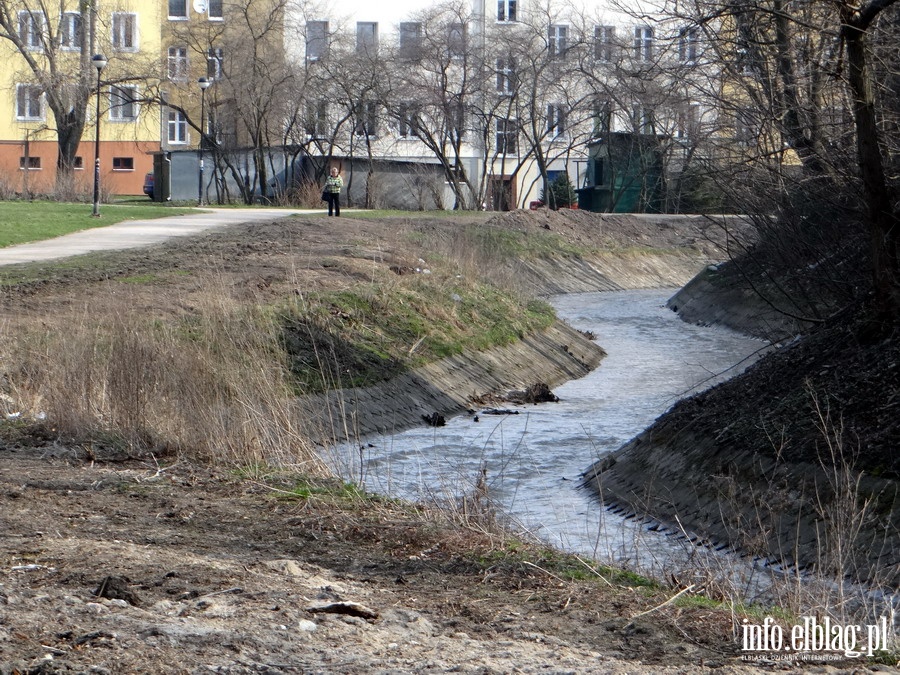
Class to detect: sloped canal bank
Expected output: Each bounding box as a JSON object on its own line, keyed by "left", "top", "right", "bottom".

{"left": 330, "top": 288, "right": 764, "bottom": 577}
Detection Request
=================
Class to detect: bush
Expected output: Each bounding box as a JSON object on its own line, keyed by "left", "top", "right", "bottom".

{"left": 540, "top": 173, "right": 576, "bottom": 209}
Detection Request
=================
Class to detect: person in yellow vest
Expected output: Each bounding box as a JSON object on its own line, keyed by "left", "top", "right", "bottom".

{"left": 324, "top": 167, "right": 344, "bottom": 217}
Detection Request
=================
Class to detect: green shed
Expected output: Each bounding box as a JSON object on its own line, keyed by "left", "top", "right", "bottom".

{"left": 576, "top": 132, "right": 665, "bottom": 213}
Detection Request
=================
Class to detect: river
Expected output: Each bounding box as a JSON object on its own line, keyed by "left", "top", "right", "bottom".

{"left": 331, "top": 288, "right": 767, "bottom": 577}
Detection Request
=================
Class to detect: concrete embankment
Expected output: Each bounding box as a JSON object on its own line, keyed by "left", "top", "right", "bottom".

{"left": 299, "top": 243, "right": 716, "bottom": 444}
{"left": 299, "top": 319, "right": 605, "bottom": 442}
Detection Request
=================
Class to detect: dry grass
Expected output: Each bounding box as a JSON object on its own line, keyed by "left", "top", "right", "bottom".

{"left": 1, "top": 282, "right": 326, "bottom": 474}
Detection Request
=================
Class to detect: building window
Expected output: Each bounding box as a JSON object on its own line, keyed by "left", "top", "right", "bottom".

{"left": 548, "top": 25, "right": 567, "bottom": 59}
{"left": 168, "top": 46, "right": 189, "bottom": 81}
{"left": 592, "top": 100, "right": 612, "bottom": 136}
{"left": 496, "top": 57, "right": 516, "bottom": 95}
{"left": 631, "top": 104, "right": 654, "bottom": 133}
{"left": 398, "top": 102, "right": 420, "bottom": 138}
{"left": 594, "top": 25, "right": 615, "bottom": 61}
{"left": 16, "top": 84, "right": 43, "bottom": 120}
{"left": 74, "top": 156, "right": 84, "bottom": 169}
{"left": 207, "top": 47, "right": 224, "bottom": 79}
{"left": 399, "top": 22, "right": 422, "bottom": 59}
{"left": 60, "top": 12, "right": 82, "bottom": 50}
{"left": 205, "top": 111, "right": 222, "bottom": 144}
{"left": 112, "top": 157, "right": 135, "bottom": 171}
{"left": 168, "top": 110, "right": 188, "bottom": 144}
{"left": 110, "top": 85, "right": 138, "bottom": 120}
{"left": 448, "top": 23, "right": 466, "bottom": 59}
{"left": 547, "top": 104, "right": 566, "bottom": 136}
{"left": 496, "top": 118, "right": 517, "bottom": 154}
{"left": 19, "top": 156, "right": 41, "bottom": 170}
{"left": 208, "top": 0, "right": 223, "bottom": 20}
{"left": 678, "top": 26, "right": 699, "bottom": 63}
{"left": 168, "top": 0, "right": 187, "bottom": 19}
{"left": 497, "top": 0, "right": 516, "bottom": 22}
{"left": 356, "top": 22, "right": 378, "bottom": 55}
{"left": 305, "top": 100, "right": 328, "bottom": 138}
{"left": 306, "top": 21, "right": 328, "bottom": 61}
{"left": 354, "top": 101, "right": 378, "bottom": 137}
{"left": 112, "top": 13, "right": 137, "bottom": 51}
{"left": 677, "top": 104, "right": 701, "bottom": 139}
{"left": 18, "top": 11, "right": 44, "bottom": 50}
{"left": 634, "top": 26, "right": 653, "bottom": 62}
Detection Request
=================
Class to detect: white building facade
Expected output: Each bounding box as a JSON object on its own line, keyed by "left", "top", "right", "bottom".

{"left": 282, "top": 0, "right": 714, "bottom": 211}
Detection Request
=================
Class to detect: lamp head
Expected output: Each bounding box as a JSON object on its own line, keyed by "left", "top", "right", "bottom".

{"left": 92, "top": 54, "right": 108, "bottom": 72}
{"left": 199, "top": 77, "right": 212, "bottom": 91}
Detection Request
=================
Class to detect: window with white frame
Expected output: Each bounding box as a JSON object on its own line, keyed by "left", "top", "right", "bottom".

{"left": 398, "top": 102, "right": 420, "bottom": 138}
{"left": 208, "top": 0, "right": 223, "bottom": 19}
{"left": 448, "top": 23, "right": 466, "bottom": 59}
{"left": 16, "top": 84, "right": 43, "bottom": 120}
{"left": 60, "top": 12, "right": 82, "bottom": 50}
{"left": 168, "top": 46, "right": 188, "bottom": 80}
{"left": 354, "top": 100, "right": 378, "bottom": 137}
{"left": 207, "top": 47, "right": 224, "bottom": 79}
{"left": 547, "top": 103, "right": 566, "bottom": 136}
{"left": 399, "top": 22, "right": 422, "bottom": 59}
{"left": 496, "top": 118, "right": 517, "bottom": 154}
{"left": 631, "top": 103, "right": 654, "bottom": 133}
{"left": 592, "top": 99, "right": 612, "bottom": 136}
{"left": 357, "top": 22, "right": 377, "bottom": 55}
{"left": 633, "top": 26, "right": 653, "bottom": 62}
{"left": 20, "top": 156, "right": 42, "bottom": 170}
{"left": 594, "top": 25, "right": 615, "bottom": 62}
{"left": 168, "top": 110, "right": 188, "bottom": 144}
{"left": 109, "top": 85, "right": 138, "bottom": 120}
{"left": 496, "top": 57, "right": 516, "bottom": 95}
{"left": 497, "top": 0, "right": 516, "bottom": 22}
{"left": 168, "top": 0, "right": 187, "bottom": 19}
{"left": 207, "top": 110, "right": 233, "bottom": 145}
{"left": 548, "top": 25, "right": 567, "bottom": 59}
{"left": 18, "top": 11, "right": 44, "bottom": 50}
{"left": 305, "top": 99, "right": 328, "bottom": 138}
{"left": 112, "top": 13, "right": 137, "bottom": 51}
{"left": 678, "top": 26, "right": 699, "bottom": 63}
{"left": 306, "top": 21, "right": 328, "bottom": 61}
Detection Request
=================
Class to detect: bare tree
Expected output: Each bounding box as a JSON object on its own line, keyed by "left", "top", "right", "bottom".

{"left": 664, "top": 0, "right": 900, "bottom": 315}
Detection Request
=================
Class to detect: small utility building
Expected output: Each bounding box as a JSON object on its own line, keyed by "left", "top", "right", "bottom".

{"left": 577, "top": 132, "right": 665, "bottom": 213}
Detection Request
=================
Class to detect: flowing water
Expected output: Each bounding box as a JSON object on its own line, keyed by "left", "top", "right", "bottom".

{"left": 333, "top": 288, "right": 767, "bottom": 575}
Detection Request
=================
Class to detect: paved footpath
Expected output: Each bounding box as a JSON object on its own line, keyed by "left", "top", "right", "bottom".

{"left": 0, "top": 207, "right": 320, "bottom": 267}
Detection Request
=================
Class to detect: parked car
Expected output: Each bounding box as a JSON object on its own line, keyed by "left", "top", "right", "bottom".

{"left": 143, "top": 172, "right": 155, "bottom": 199}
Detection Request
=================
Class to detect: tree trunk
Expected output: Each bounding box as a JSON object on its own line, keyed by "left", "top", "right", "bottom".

{"left": 842, "top": 14, "right": 900, "bottom": 317}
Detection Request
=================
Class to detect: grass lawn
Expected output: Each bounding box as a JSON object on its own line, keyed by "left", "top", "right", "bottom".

{"left": 0, "top": 202, "right": 197, "bottom": 248}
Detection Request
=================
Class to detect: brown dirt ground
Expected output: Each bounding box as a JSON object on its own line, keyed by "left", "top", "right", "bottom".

{"left": 0, "top": 210, "right": 881, "bottom": 673}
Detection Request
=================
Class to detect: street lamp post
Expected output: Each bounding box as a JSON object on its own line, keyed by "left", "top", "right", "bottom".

{"left": 198, "top": 76, "right": 211, "bottom": 206}
{"left": 91, "top": 54, "right": 107, "bottom": 217}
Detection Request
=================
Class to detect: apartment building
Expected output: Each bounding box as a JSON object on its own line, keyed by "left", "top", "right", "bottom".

{"left": 283, "top": 0, "right": 714, "bottom": 210}
{"left": 0, "top": 0, "right": 164, "bottom": 195}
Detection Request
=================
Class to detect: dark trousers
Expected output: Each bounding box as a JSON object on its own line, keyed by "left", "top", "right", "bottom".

{"left": 326, "top": 192, "right": 340, "bottom": 216}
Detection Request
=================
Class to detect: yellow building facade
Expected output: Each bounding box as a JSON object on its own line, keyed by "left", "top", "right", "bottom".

{"left": 0, "top": 0, "right": 164, "bottom": 195}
